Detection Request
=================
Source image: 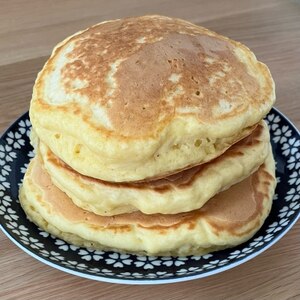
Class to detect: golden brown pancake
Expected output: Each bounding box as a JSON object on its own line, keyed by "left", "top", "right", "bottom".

{"left": 19, "top": 150, "right": 276, "bottom": 256}
{"left": 30, "top": 15, "right": 275, "bottom": 182}
{"left": 38, "top": 121, "right": 270, "bottom": 215}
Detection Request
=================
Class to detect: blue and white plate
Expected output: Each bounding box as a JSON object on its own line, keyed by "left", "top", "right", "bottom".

{"left": 0, "top": 108, "right": 299, "bottom": 284}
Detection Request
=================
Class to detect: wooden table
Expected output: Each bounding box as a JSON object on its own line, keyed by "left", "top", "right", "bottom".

{"left": 1, "top": 1, "right": 299, "bottom": 299}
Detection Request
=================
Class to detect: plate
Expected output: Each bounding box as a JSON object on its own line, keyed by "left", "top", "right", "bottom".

{"left": 0, "top": 108, "right": 299, "bottom": 284}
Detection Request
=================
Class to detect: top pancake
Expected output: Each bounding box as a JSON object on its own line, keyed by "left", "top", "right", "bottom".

{"left": 30, "top": 15, "right": 275, "bottom": 182}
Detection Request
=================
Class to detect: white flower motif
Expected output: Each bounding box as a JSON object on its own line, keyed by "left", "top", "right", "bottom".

{"left": 176, "top": 267, "right": 200, "bottom": 275}
{"left": 0, "top": 193, "right": 12, "bottom": 207}
{"left": 279, "top": 218, "right": 289, "bottom": 227}
{"left": 134, "top": 256, "right": 161, "bottom": 269}
{"left": 160, "top": 256, "right": 188, "bottom": 267}
{"left": 267, "top": 221, "right": 278, "bottom": 229}
{"left": 28, "top": 150, "right": 35, "bottom": 158}
{"left": 287, "top": 153, "right": 300, "bottom": 170}
{"left": 105, "top": 252, "right": 132, "bottom": 267}
{"left": 87, "top": 267, "right": 101, "bottom": 274}
{"left": 157, "top": 272, "right": 174, "bottom": 278}
{"left": 128, "top": 272, "right": 144, "bottom": 279}
{"left": 54, "top": 239, "right": 79, "bottom": 251}
{"left": 217, "top": 259, "right": 230, "bottom": 266}
{"left": 30, "top": 242, "right": 44, "bottom": 250}
{"left": 39, "top": 250, "right": 65, "bottom": 262}
{"left": 266, "top": 221, "right": 282, "bottom": 234}
{"left": 264, "top": 234, "right": 275, "bottom": 242}
{"left": 118, "top": 272, "right": 137, "bottom": 279}
{"left": 2, "top": 207, "right": 19, "bottom": 221}
{"left": 203, "top": 260, "right": 221, "bottom": 269}
{"left": 21, "top": 163, "right": 29, "bottom": 174}
{"left": 288, "top": 171, "right": 300, "bottom": 186}
{"left": 61, "top": 260, "right": 78, "bottom": 267}
{"left": 0, "top": 205, "right": 5, "bottom": 215}
{"left": 279, "top": 204, "right": 298, "bottom": 218}
{"left": 86, "top": 267, "right": 116, "bottom": 276}
{"left": 37, "top": 229, "right": 57, "bottom": 240}
{"left": 228, "top": 250, "right": 242, "bottom": 260}
{"left": 6, "top": 131, "right": 25, "bottom": 149}
{"left": 272, "top": 125, "right": 292, "bottom": 144}
{"left": 285, "top": 188, "right": 300, "bottom": 202}
{"left": 19, "top": 235, "right": 30, "bottom": 243}
{"left": 190, "top": 256, "right": 201, "bottom": 261}
{"left": 265, "top": 114, "right": 280, "bottom": 131}
{"left": 78, "top": 249, "right": 104, "bottom": 261}
{"left": 282, "top": 138, "right": 300, "bottom": 157}
{"left": 120, "top": 272, "right": 160, "bottom": 279}
{"left": 61, "top": 260, "right": 87, "bottom": 270}
{"left": 39, "top": 230, "right": 50, "bottom": 238}
{"left": 0, "top": 175, "right": 6, "bottom": 183}
{"left": 18, "top": 119, "right": 31, "bottom": 137}
{"left": 146, "top": 271, "right": 173, "bottom": 279}
{"left": 6, "top": 222, "right": 29, "bottom": 236}
{"left": 279, "top": 206, "right": 289, "bottom": 218}
{"left": 0, "top": 144, "right": 17, "bottom": 164}
{"left": 241, "top": 247, "right": 253, "bottom": 254}
{"left": 202, "top": 253, "right": 213, "bottom": 259}
{"left": 289, "top": 201, "right": 300, "bottom": 212}
{"left": 190, "top": 253, "right": 213, "bottom": 261}
{"left": 144, "top": 272, "right": 164, "bottom": 279}
{"left": 19, "top": 236, "right": 44, "bottom": 249}
{"left": 249, "top": 236, "right": 264, "bottom": 248}
{"left": 228, "top": 248, "right": 254, "bottom": 260}
{"left": 1, "top": 165, "right": 11, "bottom": 177}
{"left": 98, "top": 268, "right": 116, "bottom": 276}
{"left": 118, "top": 271, "right": 169, "bottom": 279}
{"left": 75, "top": 263, "right": 89, "bottom": 270}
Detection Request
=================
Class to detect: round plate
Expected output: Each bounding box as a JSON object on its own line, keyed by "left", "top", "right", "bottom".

{"left": 0, "top": 108, "right": 299, "bottom": 284}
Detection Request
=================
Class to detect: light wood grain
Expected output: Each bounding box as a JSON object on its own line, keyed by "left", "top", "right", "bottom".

{"left": 1, "top": 0, "right": 300, "bottom": 299}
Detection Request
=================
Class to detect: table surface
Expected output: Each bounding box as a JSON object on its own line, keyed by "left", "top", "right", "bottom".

{"left": 1, "top": 0, "right": 300, "bottom": 299}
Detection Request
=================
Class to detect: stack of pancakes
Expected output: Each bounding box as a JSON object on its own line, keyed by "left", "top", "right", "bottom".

{"left": 20, "top": 16, "right": 276, "bottom": 256}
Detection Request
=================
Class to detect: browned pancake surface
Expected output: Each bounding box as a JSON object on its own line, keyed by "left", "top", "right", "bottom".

{"left": 32, "top": 156, "right": 274, "bottom": 234}
{"left": 36, "top": 16, "right": 273, "bottom": 138}
{"left": 45, "top": 123, "right": 267, "bottom": 192}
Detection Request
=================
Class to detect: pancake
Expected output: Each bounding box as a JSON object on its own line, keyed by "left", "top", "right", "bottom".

{"left": 38, "top": 121, "right": 270, "bottom": 215}
{"left": 19, "top": 149, "right": 276, "bottom": 256}
{"left": 30, "top": 15, "right": 275, "bottom": 182}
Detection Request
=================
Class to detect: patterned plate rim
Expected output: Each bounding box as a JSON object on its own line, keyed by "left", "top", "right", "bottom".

{"left": 0, "top": 107, "right": 299, "bottom": 285}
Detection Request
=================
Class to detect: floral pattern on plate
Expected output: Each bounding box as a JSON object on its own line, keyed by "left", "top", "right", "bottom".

{"left": 0, "top": 108, "right": 299, "bottom": 284}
